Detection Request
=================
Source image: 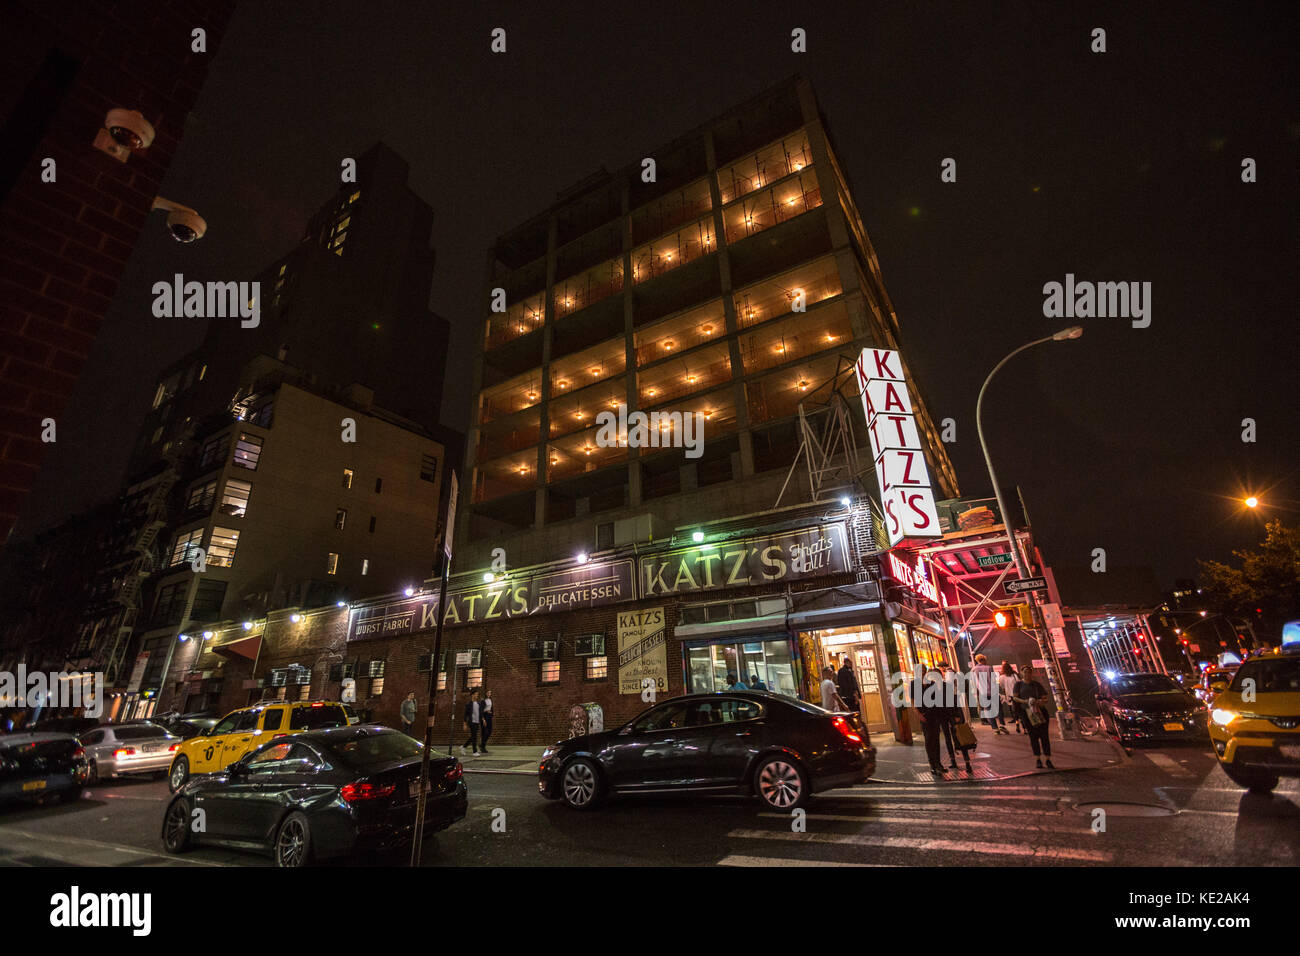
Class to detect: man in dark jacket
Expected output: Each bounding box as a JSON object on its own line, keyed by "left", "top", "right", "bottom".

{"left": 460, "top": 690, "right": 482, "bottom": 757}
{"left": 915, "top": 668, "right": 948, "bottom": 776}
{"left": 837, "top": 657, "right": 861, "bottom": 713}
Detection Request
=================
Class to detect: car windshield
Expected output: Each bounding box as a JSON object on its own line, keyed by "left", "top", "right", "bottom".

{"left": 289, "top": 704, "right": 348, "bottom": 730}
{"left": 326, "top": 731, "right": 422, "bottom": 771}
{"left": 1111, "top": 675, "right": 1181, "bottom": 695}
{"left": 1231, "top": 658, "right": 1300, "bottom": 693}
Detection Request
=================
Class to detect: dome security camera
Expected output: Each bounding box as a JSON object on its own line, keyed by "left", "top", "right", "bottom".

{"left": 93, "top": 108, "right": 155, "bottom": 162}
{"left": 151, "top": 196, "right": 207, "bottom": 243}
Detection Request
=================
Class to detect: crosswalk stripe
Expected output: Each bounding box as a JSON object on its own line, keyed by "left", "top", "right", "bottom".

{"left": 718, "top": 854, "right": 896, "bottom": 867}
{"left": 726, "top": 828, "right": 1113, "bottom": 862}
{"left": 758, "top": 812, "right": 1093, "bottom": 836}
{"left": 828, "top": 791, "right": 1062, "bottom": 803}
{"left": 853, "top": 784, "right": 1078, "bottom": 793}
{"left": 1143, "top": 753, "right": 1196, "bottom": 778}
{"left": 835, "top": 801, "right": 1060, "bottom": 815}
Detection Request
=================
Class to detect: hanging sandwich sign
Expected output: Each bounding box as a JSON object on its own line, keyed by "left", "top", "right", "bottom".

{"left": 855, "top": 348, "right": 943, "bottom": 546}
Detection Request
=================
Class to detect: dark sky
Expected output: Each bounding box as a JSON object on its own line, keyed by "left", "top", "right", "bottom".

{"left": 16, "top": 1, "right": 1299, "bottom": 589}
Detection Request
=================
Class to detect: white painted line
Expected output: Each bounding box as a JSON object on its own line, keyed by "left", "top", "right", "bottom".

{"left": 718, "top": 854, "right": 896, "bottom": 867}
{"left": 1143, "top": 753, "right": 1196, "bottom": 778}
{"left": 758, "top": 812, "right": 1094, "bottom": 836}
{"left": 829, "top": 791, "right": 1062, "bottom": 803}
{"left": 0, "top": 828, "right": 230, "bottom": 866}
{"left": 852, "top": 784, "right": 1078, "bottom": 794}
{"left": 726, "top": 827, "right": 1112, "bottom": 862}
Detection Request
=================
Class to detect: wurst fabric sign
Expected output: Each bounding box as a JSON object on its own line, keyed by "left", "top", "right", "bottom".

{"left": 617, "top": 607, "right": 667, "bottom": 695}
{"left": 348, "top": 559, "right": 634, "bottom": 640}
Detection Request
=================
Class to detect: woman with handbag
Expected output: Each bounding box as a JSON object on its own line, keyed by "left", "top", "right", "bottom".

{"left": 1013, "top": 666, "right": 1056, "bottom": 769}
{"left": 937, "top": 663, "right": 972, "bottom": 773}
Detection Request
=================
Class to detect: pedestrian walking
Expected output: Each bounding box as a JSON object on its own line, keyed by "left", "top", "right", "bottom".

{"left": 916, "top": 667, "right": 948, "bottom": 776}
{"left": 400, "top": 691, "right": 417, "bottom": 738}
{"left": 480, "top": 689, "right": 494, "bottom": 754}
{"left": 460, "top": 689, "right": 482, "bottom": 756}
{"left": 972, "top": 655, "right": 1007, "bottom": 733}
{"left": 998, "top": 662, "right": 1022, "bottom": 733}
{"left": 820, "top": 666, "right": 847, "bottom": 711}
{"left": 837, "top": 656, "right": 861, "bottom": 713}
{"left": 1013, "top": 666, "right": 1055, "bottom": 769}
{"left": 936, "top": 663, "right": 962, "bottom": 771}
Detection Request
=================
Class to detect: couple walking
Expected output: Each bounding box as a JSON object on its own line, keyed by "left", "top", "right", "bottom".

{"left": 971, "top": 656, "right": 1057, "bottom": 769}
{"left": 915, "top": 665, "right": 976, "bottom": 776}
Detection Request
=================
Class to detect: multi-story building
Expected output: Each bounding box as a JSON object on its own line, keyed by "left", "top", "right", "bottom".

{"left": 128, "top": 355, "right": 448, "bottom": 717}
{"left": 461, "top": 76, "right": 956, "bottom": 573}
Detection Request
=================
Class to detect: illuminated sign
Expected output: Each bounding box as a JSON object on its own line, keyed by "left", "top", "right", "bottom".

{"left": 883, "top": 550, "right": 941, "bottom": 606}
{"left": 855, "top": 348, "right": 942, "bottom": 544}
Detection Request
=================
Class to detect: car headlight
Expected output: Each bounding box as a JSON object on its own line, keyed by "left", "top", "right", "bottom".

{"left": 1211, "top": 708, "right": 1237, "bottom": 726}
{"left": 541, "top": 746, "right": 560, "bottom": 760}
{"left": 1111, "top": 707, "right": 1141, "bottom": 721}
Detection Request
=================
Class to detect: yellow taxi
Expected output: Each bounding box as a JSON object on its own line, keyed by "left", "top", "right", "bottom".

{"left": 167, "top": 700, "right": 349, "bottom": 792}
{"left": 1209, "top": 645, "right": 1300, "bottom": 793}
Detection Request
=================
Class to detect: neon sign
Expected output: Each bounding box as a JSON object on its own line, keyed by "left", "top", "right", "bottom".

{"left": 885, "top": 551, "right": 941, "bottom": 607}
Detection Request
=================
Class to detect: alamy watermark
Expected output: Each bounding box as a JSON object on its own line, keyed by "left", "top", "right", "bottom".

{"left": 594, "top": 403, "right": 704, "bottom": 458}
{"left": 0, "top": 666, "right": 104, "bottom": 718}
{"left": 1042, "top": 273, "right": 1151, "bottom": 328}
{"left": 152, "top": 274, "right": 260, "bottom": 328}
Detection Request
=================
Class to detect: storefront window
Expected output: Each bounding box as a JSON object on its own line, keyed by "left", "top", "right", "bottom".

{"left": 685, "top": 638, "right": 797, "bottom": 696}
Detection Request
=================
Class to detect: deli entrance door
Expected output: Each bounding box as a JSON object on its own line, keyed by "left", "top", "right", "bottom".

{"left": 813, "top": 624, "right": 888, "bottom": 734}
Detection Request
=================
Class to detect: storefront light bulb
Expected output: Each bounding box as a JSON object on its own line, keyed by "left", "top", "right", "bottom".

{"left": 404, "top": 587, "right": 415, "bottom": 597}
{"left": 178, "top": 633, "right": 189, "bottom": 642}
{"left": 242, "top": 621, "right": 253, "bottom": 630}
{"left": 290, "top": 614, "right": 301, "bottom": 623}
{"left": 484, "top": 572, "right": 495, "bottom": 583}
{"left": 202, "top": 631, "right": 214, "bottom": 639}
{"left": 576, "top": 552, "right": 589, "bottom": 564}
{"left": 692, "top": 530, "right": 705, "bottom": 543}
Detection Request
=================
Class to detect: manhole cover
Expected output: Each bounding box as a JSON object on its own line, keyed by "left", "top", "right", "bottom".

{"left": 1073, "top": 800, "right": 1176, "bottom": 818}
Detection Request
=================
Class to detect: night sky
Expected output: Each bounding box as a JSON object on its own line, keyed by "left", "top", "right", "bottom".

{"left": 16, "top": 1, "right": 1299, "bottom": 591}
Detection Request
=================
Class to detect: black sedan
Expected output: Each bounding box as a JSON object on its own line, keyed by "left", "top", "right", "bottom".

{"left": 0, "top": 731, "right": 89, "bottom": 807}
{"left": 161, "top": 724, "right": 467, "bottom": 866}
{"left": 1096, "top": 672, "right": 1210, "bottom": 745}
{"left": 539, "top": 691, "right": 875, "bottom": 811}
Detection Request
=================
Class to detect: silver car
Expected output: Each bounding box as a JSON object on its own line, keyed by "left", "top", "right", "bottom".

{"left": 78, "top": 723, "right": 181, "bottom": 782}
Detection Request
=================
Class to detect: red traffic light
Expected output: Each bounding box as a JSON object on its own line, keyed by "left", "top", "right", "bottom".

{"left": 993, "top": 609, "right": 1011, "bottom": 628}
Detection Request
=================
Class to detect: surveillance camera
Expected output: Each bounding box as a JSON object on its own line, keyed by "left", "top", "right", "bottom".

{"left": 151, "top": 196, "right": 207, "bottom": 243}
{"left": 93, "top": 109, "right": 155, "bottom": 162}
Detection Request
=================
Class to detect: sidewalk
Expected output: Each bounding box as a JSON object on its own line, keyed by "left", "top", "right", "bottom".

{"left": 454, "top": 728, "right": 1123, "bottom": 782}
{"left": 871, "top": 725, "right": 1123, "bottom": 783}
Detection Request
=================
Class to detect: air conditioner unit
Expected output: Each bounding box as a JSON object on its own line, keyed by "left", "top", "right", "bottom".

{"left": 269, "top": 670, "right": 287, "bottom": 687}
{"left": 573, "top": 635, "right": 605, "bottom": 657}
{"left": 526, "top": 639, "right": 559, "bottom": 662}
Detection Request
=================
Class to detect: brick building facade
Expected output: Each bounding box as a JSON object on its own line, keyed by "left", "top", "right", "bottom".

{"left": 1, "top": 0, "right": 237, "bottom": 548}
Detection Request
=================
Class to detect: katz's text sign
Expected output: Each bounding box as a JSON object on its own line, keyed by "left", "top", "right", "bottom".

{"left": 618, "top": 607, "right": 667, "bottom": 695}
{"left": 855, "top": 348, "right": 942, "bottom": 545}
{"left": 348, "top": 559, "right": 635, "bottom": 640}
{"left": 639, "top": 524, "right": 850, "bottom": 598}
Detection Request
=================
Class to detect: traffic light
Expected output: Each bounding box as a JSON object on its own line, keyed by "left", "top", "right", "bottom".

{"left": 993, "top": 604, "right": 1033, "bottom": 628}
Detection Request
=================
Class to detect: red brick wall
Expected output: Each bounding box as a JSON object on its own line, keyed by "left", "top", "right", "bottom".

{"left": 0, "top": 1, "right": 236, "bottom": 548}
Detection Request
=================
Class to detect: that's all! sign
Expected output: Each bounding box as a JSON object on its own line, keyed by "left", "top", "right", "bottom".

{"left": 855, "top": 348, "right": 943, "bottom": 545}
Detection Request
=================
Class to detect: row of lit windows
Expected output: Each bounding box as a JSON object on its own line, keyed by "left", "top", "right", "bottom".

{"left": 326, "top": 553, "right": 370, "bottom": 577}
{"left": 435, "top": 657, "right": 605, "bottom": 689}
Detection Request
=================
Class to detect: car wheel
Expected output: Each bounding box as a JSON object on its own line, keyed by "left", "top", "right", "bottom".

{"left": 161, "top": 798, "right": 193, "bottom": 854}
{"left": 1221, "top": 763, "right": 1279, "bottom": 794}
{"left": 1076, "top": 715, "right": 1101, "bottom": 737}
{"left": 86, "top": 760, "right": 99, "bottom": 786}
{"left": 275, "top": 812, "right": 314, "bottom": 867}
{"left": 168, "top": 755, "right": 189, "bottom": 793}
{"left": 754, "top": 755, "right": 809, "bottom": 810}
{"left": 559, "top": 757, "right": 603, "bottom": 810}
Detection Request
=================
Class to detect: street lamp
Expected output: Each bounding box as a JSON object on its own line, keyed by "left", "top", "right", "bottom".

{"left": 1244, "top": 496, "right": 1259, "bottom": 509}
{"left": 976, "top": 326, "right": 1083, "bottom": 723}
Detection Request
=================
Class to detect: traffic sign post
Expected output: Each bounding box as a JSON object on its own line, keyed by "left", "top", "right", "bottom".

{"left": 1004, "top": 576, "right": 1048, "bottom": 596}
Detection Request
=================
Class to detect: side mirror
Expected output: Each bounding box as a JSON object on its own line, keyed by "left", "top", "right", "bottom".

{"left": 226, "top": 760, "right": 245, "bottom": 778}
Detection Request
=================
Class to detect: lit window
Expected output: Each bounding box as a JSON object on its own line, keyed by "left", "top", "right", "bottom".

{"left": 540, "top": 661, "right": 560, "bottom": 684}
{"left": 208, "top": 527, "right": 241, "bottom": 568}
{"left": 327, "top": 552, "right": 339, "bottom": 575}
{"left": 232, "top": 432, "right": 263, "bottom": 470}
{"left": 335, "top": 508, "right": 347, "bottom": 530}
{"left": 466, "top": 668, "right": 483, "bottom": 689}
{"left": 586, "top": 656, "right": 608, "bottom": 680}
{"left": 437, "top": 672, "right": 447, "bottom": 691}
{"left": 170, "top": 528, "right": 204, "bottom": 567}
{"left": 342, "top": 468, "right": 353, "bottom": 489}
{"left": 220, "top": 479, "right": 251, "bottom": 517}
{"left": 361, "top": 558, "right": 369, "bottom": 575}
{"left": 298, "top": 683, "right": 311, "bottom": 701}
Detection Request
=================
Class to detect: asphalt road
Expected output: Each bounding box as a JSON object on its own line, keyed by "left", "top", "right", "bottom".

{"left": 1, "top": 743, "right": 1296, "bottom": 867}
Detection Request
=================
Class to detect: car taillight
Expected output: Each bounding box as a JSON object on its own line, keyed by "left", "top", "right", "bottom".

{"left": 72, "top": 746, "right": 85, "bottom": 760}
{"left": 272, "top": 733, "right": 286, "bottom": 739}
{"left": 113, "top": 748, "right": 136, "bottom": 758}
{"left": 340, "top": 781, "right": 396, "bottom": 803}
{"left": 169, "top": 743, "right": 180, "bottom": 752}
{"left": 831, "top": 715, "right": 863, "bottom": 744}
{"left": 311, "top": 702, "right": 324, "bottom": 707}
{"left": 444, "top": 762, "right": 463, "bottom": 782}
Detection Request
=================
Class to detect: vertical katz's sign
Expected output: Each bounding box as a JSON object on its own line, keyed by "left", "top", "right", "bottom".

{"left": 855, "top": 348, "right": 942, "bottom": 546}
{"left": 617, "top": 607, "right": 667, "bottom": 695}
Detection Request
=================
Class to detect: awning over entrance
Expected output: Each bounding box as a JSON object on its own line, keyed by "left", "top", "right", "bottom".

{"left": 788, "top": 582, "right": 882, "bottom": 630}
{"left": 211, "top": 635, "right": 261, "bottom": 661}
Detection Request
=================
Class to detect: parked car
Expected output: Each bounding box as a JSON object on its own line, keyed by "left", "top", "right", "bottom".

{"left": 1194, "top": 666, "right": 1238, "bottom": 705}
{"left": 167, "top": 700, "right": 350, "bottom": 792}
{"left": 0, "top": 732, "right": 89, "bottom": 806}
{"left": 151, "top": 713, "right": 218, "bottom": 740}
{"left": 26, "top": 716, "right": 101, "bottom": 737}
{"left": 78, "top": 723, "right": 182, "bottom": 783}
{"left": 1095, "top": 672, "right": 1210, "bottom": 745}
{"left": 539, "top": 691, "right": 875, "bottom": 811}
{"left": 161, "top": 724, "right": 467, "bottom": 866}
{"left": 1209, "top": 645, "right": 1300, "bottom": 793}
